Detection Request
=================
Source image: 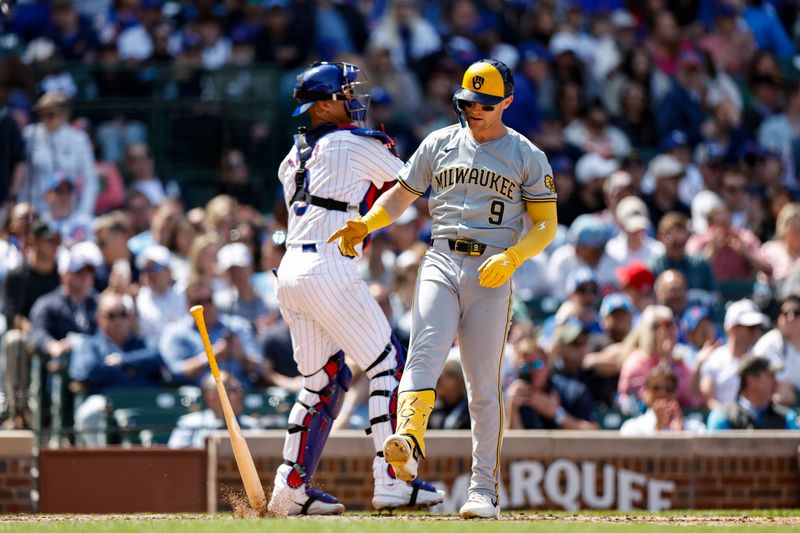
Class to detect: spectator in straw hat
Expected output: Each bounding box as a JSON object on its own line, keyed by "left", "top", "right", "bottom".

{"left": 21, "top": 92, "right": 98, "bottom": 217}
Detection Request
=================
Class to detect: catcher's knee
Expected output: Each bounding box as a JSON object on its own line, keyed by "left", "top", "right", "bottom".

{"left": 299, "top": 351, "right": 353, "bottom": 419}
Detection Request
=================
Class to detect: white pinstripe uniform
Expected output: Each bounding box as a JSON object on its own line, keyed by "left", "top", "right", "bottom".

{"left": 277, "top": 131, "right": 401, "bottom": 372}
{"left": 275, "top": 128, "right": 403, "bottom": 485}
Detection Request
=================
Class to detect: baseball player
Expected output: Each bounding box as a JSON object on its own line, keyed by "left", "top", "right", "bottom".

{"left": 268, "top": 61, "right": 445, "bottom": 516}
{"left": 330, "top": 59, "right": 558, "bottom": 519}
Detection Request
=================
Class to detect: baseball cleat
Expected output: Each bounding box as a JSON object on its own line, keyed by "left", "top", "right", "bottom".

{"left": 268, "top": 485, "right": 345, "bottom": 516}
{"left": 372, "top": 478, "right": 446, "bottom": 510}
{"left": 382, "top": 434, "right": 418, "bottom": 482}
{"left": 459, "top": 492, "right": 500, "bottom": 519}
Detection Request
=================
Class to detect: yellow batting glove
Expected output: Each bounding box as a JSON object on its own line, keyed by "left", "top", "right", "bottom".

{"left": 327, "top": 218, "right": 368, "bottom": 257}
{"left": 477, "top": 249, "right": 521, "bottom": 288}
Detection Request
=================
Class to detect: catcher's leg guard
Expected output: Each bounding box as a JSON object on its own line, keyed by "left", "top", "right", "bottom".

{"left": 364, "top": 335, "right": 404, "bottom": 445}
{"left": 363, "top": 335, "right": 404, "bottom": 481}
{"left": 281, "top": 351, "right": 353, "bottom": 488}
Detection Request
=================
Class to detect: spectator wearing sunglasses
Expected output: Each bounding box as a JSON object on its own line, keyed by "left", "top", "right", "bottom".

{"left": 618, "top": 305, "right": 702, "bottom": 414}
{"left": 707, "top": 356, "right": 798, "bottom": 431}
{"left": 753, "top": 294, "right": 800, "bottom": 405}
{"left": 168, "top": 371, "right": 258, "bottom": 449}
{"left": 620, "top": 365, "right": 706, "bottom": 435}
{"left": 135, "top": 245, "right": 186, "bottom": 344}
{"left": 159, "top": 278, "right": 262, "bottom": 389}
{"left": 506, "top": 336, "right": 598, "bottom": 430}
{"left": 699, "top": 299, "right": 768, "bottom": 409}
{"left": 552, "top": 317, "right": 616, "bottom": 409}
{"left": 70, "top": 291, "right": 165, "bottom": 446}
{"left": 539, "top": 267, "right": 603, "bottom": 352}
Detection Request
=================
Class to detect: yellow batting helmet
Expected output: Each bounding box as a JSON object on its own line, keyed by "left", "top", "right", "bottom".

{"left": 454, "top": 59, "right": 514, "bottom": 105}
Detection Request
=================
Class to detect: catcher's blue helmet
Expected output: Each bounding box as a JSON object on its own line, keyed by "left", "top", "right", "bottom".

{"left": 292, "top": 62, "right": 369, "bottom": 121}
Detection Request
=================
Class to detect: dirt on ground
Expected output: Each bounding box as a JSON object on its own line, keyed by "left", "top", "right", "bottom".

{"left": 1, "top": 512, "right": 800, "bottom": 525}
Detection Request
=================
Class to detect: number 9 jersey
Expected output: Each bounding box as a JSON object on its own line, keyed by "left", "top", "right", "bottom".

{"left": 396, "top": 124, "right": 556, "bottom": 246}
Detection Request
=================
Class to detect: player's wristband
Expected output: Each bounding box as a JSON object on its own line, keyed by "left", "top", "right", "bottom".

{"left": 504, "top": 248, "right": 522, "bottom": 268}
{"left": 361, "top": 206, "right": 392, "bottom": 233}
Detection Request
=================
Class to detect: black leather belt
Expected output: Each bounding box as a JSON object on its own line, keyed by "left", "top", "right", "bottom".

{"left": 447, "top": 239, "right": 487, "bottom": 256}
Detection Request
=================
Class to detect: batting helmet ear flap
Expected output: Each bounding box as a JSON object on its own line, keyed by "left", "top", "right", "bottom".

{"left": 452, "top": 95, "right": 466, "bottom": 128}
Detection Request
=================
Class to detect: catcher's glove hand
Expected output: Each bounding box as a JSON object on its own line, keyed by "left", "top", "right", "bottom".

{"left": 328, "top": 218, "right": 369, "bottom": 257}
{"left": 477, "top": 249, "right": 521, "bottom": 288}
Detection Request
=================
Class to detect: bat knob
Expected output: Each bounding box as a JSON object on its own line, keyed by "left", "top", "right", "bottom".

{"left": 190, "top": 305, "right": 205, "bottom": 316}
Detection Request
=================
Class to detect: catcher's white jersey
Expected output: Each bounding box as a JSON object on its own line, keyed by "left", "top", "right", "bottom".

{"left": 278, "top": 130, "right": 402, "bottom": 247}
{"left": 276, "top": 129, "right": 401, "bottom": 373}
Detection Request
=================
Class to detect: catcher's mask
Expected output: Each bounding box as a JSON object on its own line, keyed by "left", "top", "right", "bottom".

{"left": 292, "top": 61, "right": 370, "bottom": 123}
{"left": 452, "top": 59, "right": 514, "bottom": 127}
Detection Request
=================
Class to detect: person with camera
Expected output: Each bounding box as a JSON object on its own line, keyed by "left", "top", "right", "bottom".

{"left": 505, "top": 334, "right": 598, "bottom": 430}
{"left": 620, "top": 365, "right": 706, "bottom": 435}
{"left": 159, "top": 278, "right": 262, "bottom": 389}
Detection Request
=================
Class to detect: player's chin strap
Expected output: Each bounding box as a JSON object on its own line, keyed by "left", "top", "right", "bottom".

{"left": 281, "top": 351, "right": 353, "bottom": 489}
{"left": 451, "top": 96, "right": 466, "bottom": 128}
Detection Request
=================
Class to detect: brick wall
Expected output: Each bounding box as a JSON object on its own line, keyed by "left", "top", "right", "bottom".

{"left": 0, "top": 431, "right": 35, "bottom": 513}
{"left": 209, "top": 430, "right": 800, "bottom": 512}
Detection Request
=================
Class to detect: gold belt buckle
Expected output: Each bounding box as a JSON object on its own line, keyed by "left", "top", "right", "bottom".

{"left": 455, "top": 239, "right": 482, "bottom": 256}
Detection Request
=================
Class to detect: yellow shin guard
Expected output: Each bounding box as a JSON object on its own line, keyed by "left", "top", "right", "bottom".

{"left": 396, "top": 390, "right": 436, "bottom": 458}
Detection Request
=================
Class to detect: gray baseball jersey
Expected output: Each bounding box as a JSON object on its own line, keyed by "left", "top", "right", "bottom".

{"left": 396, "top": 124, "right": 556, "bottom": 502}
{"left": 397, "top": 124, "right": 556, "bottom": 248}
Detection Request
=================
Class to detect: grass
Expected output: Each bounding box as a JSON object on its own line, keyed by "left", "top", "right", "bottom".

{"left": 2, "top": 511, "right": 800, "bottom": 533}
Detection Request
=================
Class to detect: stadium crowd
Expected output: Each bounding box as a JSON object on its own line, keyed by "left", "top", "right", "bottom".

{"left": 2, "top": 0, "right": 800, "bottom": 445}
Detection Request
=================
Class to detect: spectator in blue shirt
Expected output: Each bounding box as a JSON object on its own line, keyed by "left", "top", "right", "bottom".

{"left": 71, "top": 291, "right": 165, "bottom": 445}
{"left": 70, "top": 291, "right": 164, "bottom": 394}
{"left": 656, "top": 51, "right": 706, "bottom": 147}
{"left": 159, "top": 278, "right": 262, "bottom": 389}
{"left": 28, "top": 241, "right": 101, "bottom": 369}
{"left": 505, "top": 42, "right": 550, "bottom": 139}
{"left": 742, "top": 0, "right": 795, "bottom": 60}
{"left": 707, "top": 356, "right": 799, "bottom": 431}
{"left": 650, "top": 211, "right": 716, "bottom": 305}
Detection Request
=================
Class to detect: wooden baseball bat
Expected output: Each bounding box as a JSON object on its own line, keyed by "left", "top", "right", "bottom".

{"left": 190, "top": 305, "right": 266, "bottom": 512}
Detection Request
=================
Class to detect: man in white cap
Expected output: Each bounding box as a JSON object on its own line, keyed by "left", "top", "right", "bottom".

{"left": 606, "top": 196, "right": 665, "bottom": 265}
{"left": 698, "top": 299, "right": 769, "bottom": 409}
{"left": 643, "top": 154, "right": 690, "bottom": 228}
{"left": 135, "top": 245, "right": 185, "bottom": 343}
{"left": 28, "top": 241, "right": 101, "bottom": 382}
{"left": 215, "top": 242, "right": 270, "bottom": 331}
{"left": 599, "top": 170, "right": 635, "bottom": 231}
{"left": 573, "top": 153, "right": 619, "bottom": 215}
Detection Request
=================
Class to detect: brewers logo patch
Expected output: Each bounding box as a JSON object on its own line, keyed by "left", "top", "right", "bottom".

{"left": 472, "top": 76, "right": 484, "bottom": 90}
{"left": 545, "top": 174, "right": 556, "bottom": 195}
